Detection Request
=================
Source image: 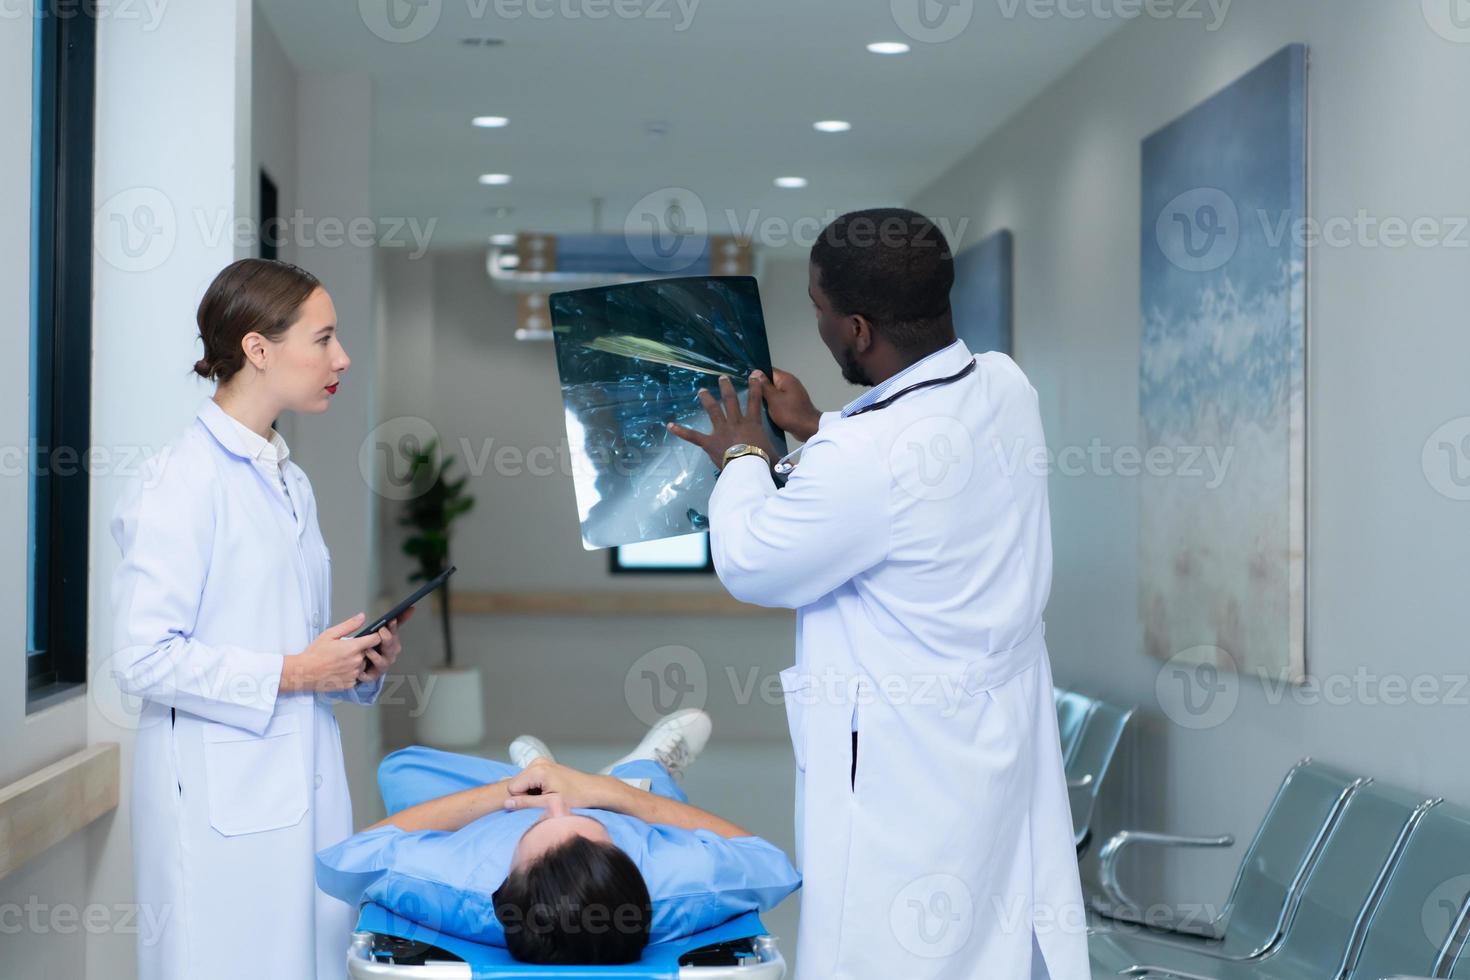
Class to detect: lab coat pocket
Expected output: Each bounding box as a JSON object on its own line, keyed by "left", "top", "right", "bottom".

{"left": 778, "top": 667, "right": 814, "bottom": 772}
{"left": 202, "top": 715, "right": 308, "bottom": 836}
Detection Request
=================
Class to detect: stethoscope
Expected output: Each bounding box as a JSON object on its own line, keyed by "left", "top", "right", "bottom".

{"left": 772, "top": 358, "right": 978, "bottom": 477}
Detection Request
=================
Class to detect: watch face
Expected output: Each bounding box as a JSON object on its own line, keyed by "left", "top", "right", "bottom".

{"left": 726, "top": 444, "right": 751, "bottom": 456}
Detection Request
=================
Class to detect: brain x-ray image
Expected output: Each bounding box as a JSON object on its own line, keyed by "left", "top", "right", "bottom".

{"left": 549, "top": 276, "right": 787, "bottom": 550}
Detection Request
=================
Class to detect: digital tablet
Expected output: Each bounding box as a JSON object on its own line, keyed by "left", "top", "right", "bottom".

{"left": 355, "top": 566, "right": 456, "bottom": 639}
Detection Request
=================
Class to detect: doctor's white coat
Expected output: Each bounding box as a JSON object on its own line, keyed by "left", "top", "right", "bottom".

{"left": 709, "top": 341, "right": 1089, "bottom": 979}
{"left": 111, "top": 400, "right": 382, "bottom": 980}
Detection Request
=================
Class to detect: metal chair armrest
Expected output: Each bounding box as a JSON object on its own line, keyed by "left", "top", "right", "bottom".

{"left": 1093, "top": 830, "right": 1236, "bottom": 937}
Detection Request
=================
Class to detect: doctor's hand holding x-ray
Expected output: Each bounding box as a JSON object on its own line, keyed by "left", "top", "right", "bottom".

{"left": 667, "top": 368, "right": 823, "bottom": 472}
{"left": 111, "top": 258, "right": 412, "bottom": 980}
{"left": 670, "top": 209, "right": 1090, "bottom": 980}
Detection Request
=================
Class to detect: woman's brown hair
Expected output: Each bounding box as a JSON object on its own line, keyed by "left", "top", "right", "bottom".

{"left": 194, "top": 258, "right": 322, "bottom": 383}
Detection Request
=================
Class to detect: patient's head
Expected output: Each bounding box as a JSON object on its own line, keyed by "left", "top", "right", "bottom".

{"left": 494, "top": 796, "right": 651, "bottom": 964}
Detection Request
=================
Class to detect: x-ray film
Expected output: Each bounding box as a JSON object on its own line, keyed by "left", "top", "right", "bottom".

{"left": 549, "top": 276, "right": 786, "bottom": 550}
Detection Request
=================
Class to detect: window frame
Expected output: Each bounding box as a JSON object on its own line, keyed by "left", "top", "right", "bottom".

{"left": 608, "top": 535, "right": 716, "bottom": 576}
{"left": 27, "top": 5, "right": 97, "bottom": 713}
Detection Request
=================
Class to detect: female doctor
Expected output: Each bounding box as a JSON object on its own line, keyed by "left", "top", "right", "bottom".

{"left": 111, "top": 258, "right": 412, "bottom": 980}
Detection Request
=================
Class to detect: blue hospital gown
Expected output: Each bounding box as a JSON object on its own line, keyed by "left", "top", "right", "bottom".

{"left": 315, "top": 747, "right": 800, "bottom": 947}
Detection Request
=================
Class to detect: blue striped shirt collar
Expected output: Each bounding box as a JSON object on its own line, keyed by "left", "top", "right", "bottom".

{"left": 840, "top": 338, "right": 973, "bottom": 417}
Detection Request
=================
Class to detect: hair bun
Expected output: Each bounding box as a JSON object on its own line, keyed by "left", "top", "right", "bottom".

{"left": 194, "top": 258, "right": 322, "bottom": 385}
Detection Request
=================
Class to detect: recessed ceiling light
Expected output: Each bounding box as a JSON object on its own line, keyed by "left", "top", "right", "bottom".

{"left": 866, "top": 41, "right": 910, "bottom": 54}
{"left": 478, "top": 173, "right": 512, "bottom": 185}
{"left": 489, "top": 233, "right": 516, "bottom": 246}
{"left": 774, "top": 176, "right": 808, "bottom": 189}
{"left": 473, "top": 116, "right": 509, "bottom": 128}
{"left": 813, "top": 120, "right": 851, "bottom": 133}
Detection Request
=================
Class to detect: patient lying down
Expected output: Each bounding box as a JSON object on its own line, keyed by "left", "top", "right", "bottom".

{"left": 315, "top": 710, "right": 800, "bottom": 965}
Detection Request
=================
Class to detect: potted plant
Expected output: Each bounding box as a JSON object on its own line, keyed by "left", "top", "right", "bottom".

{"left": 398, "top": 439, "right": 482, "bottom": 747}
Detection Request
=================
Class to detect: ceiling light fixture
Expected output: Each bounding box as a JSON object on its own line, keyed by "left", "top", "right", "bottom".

{"left": 489, "top": 233, "right": 516, "bottom": 246}
{"left": 866, "top": 41, "right": 910, "bottom": 54}
{"left": 473, "top": 116, "right": 509, "bottom": 128}
{"left": 774, "top": 176, "right": 808, "bottom": 189}
{"left": 813, "top": 120, "right": 851, "bottom": 133}
{"left": 478, "top": 173, "right": 512, "bottom": 185}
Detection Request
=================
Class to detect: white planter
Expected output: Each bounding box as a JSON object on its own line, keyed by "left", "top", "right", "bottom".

{"left": 415, "top": 665, "right": 486, "bottom": 749}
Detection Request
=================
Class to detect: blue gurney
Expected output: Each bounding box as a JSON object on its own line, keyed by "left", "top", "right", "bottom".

{"left": 346, "top": 902, "right": 787, "bottom": 979}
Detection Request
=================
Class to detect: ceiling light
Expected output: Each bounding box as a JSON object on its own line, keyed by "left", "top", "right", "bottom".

{"left": 498, "top": 254, "right": 521, "bottom": 269}
{"left": 478, "top": 173, "right": 512, "bottom": 185}
{"left": 774, "top": 176, "right": 808, "bottom": 189}
{"left": 813, "top": 120, "right": 851, "bottom": 133}
{"left": 489, "top": 233, "right": 516, "bottom": 246}
{"left": 866, "top": 41, "right": 910, "bottom": 54}
{"left": 473, "top": 116, "right": 509, "bottom": 128}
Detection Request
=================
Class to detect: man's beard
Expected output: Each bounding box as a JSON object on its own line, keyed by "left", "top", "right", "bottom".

{"left": 840, "top": 346, "right": 873, "bottom": 388}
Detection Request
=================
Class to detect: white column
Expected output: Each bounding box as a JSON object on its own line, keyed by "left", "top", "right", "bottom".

{"left": 292, "top": 72, "right": 384, "bottom": 823}
{"left": 87, "top": 4, "right": 254, "bottom": 979}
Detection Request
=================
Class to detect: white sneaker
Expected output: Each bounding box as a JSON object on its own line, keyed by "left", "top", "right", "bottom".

{"left": 601, "top": 709, "right": 712, "bottom": 779}
{"left": 509, "top": 735, "right": 555, "bottom": 769}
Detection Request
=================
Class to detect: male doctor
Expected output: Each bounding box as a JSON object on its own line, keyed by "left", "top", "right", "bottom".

{"left": 669, "top": 208, "right": 1089, "bottom": 979}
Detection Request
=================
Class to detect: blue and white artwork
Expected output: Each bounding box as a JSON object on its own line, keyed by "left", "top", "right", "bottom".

{"left": 1139, "top": 45, "right": 1307, "bottom": 683}
{"left": 951, "top": 229, "right": 1013, "bottom": 356}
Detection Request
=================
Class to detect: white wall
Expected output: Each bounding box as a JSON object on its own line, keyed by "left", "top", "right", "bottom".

{"left": 84, "top": 4, "right": 255, "bottom": 980}
{"left": 374, "top": 250, "right": 858, "bottom": 752}
{"left": 0, "top": 7, "right": 386, "bottom": 979}
{"left": 0, "top": 0, "right": 255, "bottom": 974}
{"left": 910, "top": 0, "right": 1470, "bottom": 901}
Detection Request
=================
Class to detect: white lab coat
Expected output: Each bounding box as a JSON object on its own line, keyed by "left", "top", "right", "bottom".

{"left": 709, "top": 341, "right": 1089, "bottom": 979}
{"left": 111, "top": 399, "right": 382, "bottom": 980}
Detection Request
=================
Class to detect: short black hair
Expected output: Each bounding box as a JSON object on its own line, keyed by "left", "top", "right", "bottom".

{"left": 493, "top": 836, "right": 652, "bottom": 965}
{"left": 810, "top": 207, "right": 955, "bottom": 355}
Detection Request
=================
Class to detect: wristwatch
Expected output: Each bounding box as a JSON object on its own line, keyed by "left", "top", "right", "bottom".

{"left": 721, "top": 443, "right": 772, "bottom": 470}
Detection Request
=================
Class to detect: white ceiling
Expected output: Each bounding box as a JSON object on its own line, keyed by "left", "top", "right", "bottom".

{"left": 257, "top": 0, "right": 1122, "bottom": 252}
